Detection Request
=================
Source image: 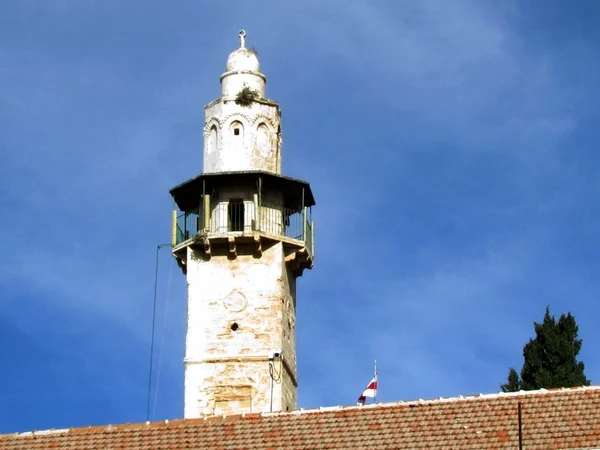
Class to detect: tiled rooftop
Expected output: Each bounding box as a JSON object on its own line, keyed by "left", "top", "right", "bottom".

{"left": 2, "top": 386, "right": 600, "bottom": 449}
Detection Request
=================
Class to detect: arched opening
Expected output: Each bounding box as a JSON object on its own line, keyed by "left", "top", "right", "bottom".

{"left": 230, "top": 121, "right": 244, "bottom": 138}
{"left": 207, "top": 125, "right": 218, "bottom": 154}
{"left": 230, "top": 120, "right": 244, "bottom": 154}
{"left": 256, "top": 123, "right": 270, "bottom": 157}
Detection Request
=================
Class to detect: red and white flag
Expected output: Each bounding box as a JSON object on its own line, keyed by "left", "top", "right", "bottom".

{"left": 357, "top": 375, "right": 377, "bottom": 405}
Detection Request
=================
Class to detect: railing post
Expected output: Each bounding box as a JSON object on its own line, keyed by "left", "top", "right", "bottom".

{"left": 253, "top": 193, "right": 260, "bottom": 231}
{"left": 184, "top": 211, "right": 188, "bottom": 239}
{"left": 302, "top": 207, "right": 308, "bottom": 241}
{"left": 204, "top": 194, "right": 211, "bottom": 232}
{"left": 311, "top": 221, "right": 315, "bottom": 257}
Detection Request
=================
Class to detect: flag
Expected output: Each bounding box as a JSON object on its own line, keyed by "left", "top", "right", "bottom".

{"left": 357, "top": 375, "right": 377, "bottom": 405}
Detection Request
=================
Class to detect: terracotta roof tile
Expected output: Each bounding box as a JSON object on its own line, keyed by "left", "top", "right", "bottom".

{"left": 1, "top": 386, "right": 600, "bottom": 449}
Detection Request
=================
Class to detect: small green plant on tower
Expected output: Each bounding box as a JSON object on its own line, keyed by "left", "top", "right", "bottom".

{"left": 235, "top": 86, "right": 259, "bottom": 107}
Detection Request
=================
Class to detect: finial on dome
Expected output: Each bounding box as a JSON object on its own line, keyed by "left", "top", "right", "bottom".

{"left": 239, "top": 30, "right": 246, "bottom": 49}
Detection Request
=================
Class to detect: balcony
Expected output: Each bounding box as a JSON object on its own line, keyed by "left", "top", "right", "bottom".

{"left": 173, "top": 200, "right": 314, "bottom": 255}
{"left": 169, "top": 171, "right": 315, "bottom": 275}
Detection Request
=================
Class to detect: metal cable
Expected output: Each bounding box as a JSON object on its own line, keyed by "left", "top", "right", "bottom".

{"left": 146, "top": 244, "right": 171, "bottom": 422}
{"left": 152, "top": 256, "right": 174, "bottom": 420}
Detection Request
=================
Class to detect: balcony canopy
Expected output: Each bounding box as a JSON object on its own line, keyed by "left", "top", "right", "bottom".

{"left": 169, "top": 170, "right": 316, "bottom": 212}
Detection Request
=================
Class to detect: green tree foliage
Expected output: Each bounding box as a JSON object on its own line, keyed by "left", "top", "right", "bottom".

{"left": 501, "top": 307, "right": 590, "bottom": 392}
{"left": 501, "top": 367, "right": 521, "bottom": 392}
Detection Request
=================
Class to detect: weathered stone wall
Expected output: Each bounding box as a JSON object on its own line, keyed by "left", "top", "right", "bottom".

{"left": 203, "top": 99, "right": 281, "bottom": 174}
{"left": 184, "top": 241, "right": 297, "bottom": 417}
{"left": 280, "top": 263, "right": 298, "bottom": 409}
{"left": 221, "top": 71, "right": 265, "bottom": 98}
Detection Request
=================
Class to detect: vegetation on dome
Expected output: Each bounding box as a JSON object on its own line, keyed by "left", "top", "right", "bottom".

{"left": 235, "top": 87, "right": 259, "bottom": 107}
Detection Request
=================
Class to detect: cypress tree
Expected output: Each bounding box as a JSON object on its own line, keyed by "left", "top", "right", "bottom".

{"left": 501, "top": 368, "right": 520, "bottom": 392}
{"left": 501, "top": 306, "right": 590, "bottom": 392}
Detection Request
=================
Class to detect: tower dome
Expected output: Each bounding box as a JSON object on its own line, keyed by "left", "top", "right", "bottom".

{"left": 226, "top": 33, "right": 260, "bottom": 72}
{"left": 226, "top": 47, "right": 260, "bottom": 72}
{"left": 220, "top": 30, "right": 266, "bottom": 98}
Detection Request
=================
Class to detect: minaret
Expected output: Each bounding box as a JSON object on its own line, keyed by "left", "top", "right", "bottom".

{"left": 169, "top": 30, "right": 315, "bottom": 418}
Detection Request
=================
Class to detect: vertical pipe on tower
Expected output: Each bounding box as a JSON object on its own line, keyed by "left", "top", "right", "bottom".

{"left": 171, "top": 210, "right": 177, "bottom": 247}
{"left": 204, "top": 195, "right": 211, "bottom": 232}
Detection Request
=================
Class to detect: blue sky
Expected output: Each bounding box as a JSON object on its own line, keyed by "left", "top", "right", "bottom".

{"left": 1, "top": 0, "right": 600, "bottom": 434}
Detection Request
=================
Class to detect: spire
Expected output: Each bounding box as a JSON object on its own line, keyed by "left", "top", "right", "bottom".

{"left": 225, "top": 30, "right": 260, "bottom": 72}
{"left": 239, "top": 29, "right": 246, "bottom": 49}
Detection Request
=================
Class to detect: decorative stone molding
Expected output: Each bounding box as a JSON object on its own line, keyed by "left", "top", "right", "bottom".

{"left": 223, "top": 290, "right": 247, "bottom": 312}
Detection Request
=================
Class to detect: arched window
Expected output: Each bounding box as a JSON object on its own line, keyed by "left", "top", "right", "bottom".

{"left": 230, "top": 120, "right": 244, "bottom": 154}
{"left": 230, "top": 121, "right": 244, "bottom": 139}
{"left": 207, "top": 125, "right": 218, "bottom": 154}
{"left": 256, "top": 123, "right": 270, "bottom": 156}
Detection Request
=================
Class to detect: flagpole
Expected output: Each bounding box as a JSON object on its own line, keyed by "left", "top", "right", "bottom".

{"left": 374, "top": 359, "right": 377, "bottom": 404}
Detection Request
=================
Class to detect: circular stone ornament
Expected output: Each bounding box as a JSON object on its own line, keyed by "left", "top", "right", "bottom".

{"left": 223, "top": 290, "right": 247, "bottom": 312}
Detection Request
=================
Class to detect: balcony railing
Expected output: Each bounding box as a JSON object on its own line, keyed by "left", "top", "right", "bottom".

{"left": 174, "top": 201, "right": 314, "bottom": 252}
{"left": 176, "top": 206, "right": 201, "bottom": 243}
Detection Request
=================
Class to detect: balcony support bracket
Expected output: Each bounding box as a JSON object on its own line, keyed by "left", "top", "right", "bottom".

{"left": 192, "top": 233, "right": 211, "bottom": 258}
{"left": 253, "top": 234, "right": 262, "bottom": 257}
{"left": 228, "top": 236, "right": 237, "bottom": 258}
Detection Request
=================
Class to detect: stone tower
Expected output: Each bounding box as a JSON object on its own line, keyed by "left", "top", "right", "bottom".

{"left": 169, "top": 30, "right": 315, "bottom": 418}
